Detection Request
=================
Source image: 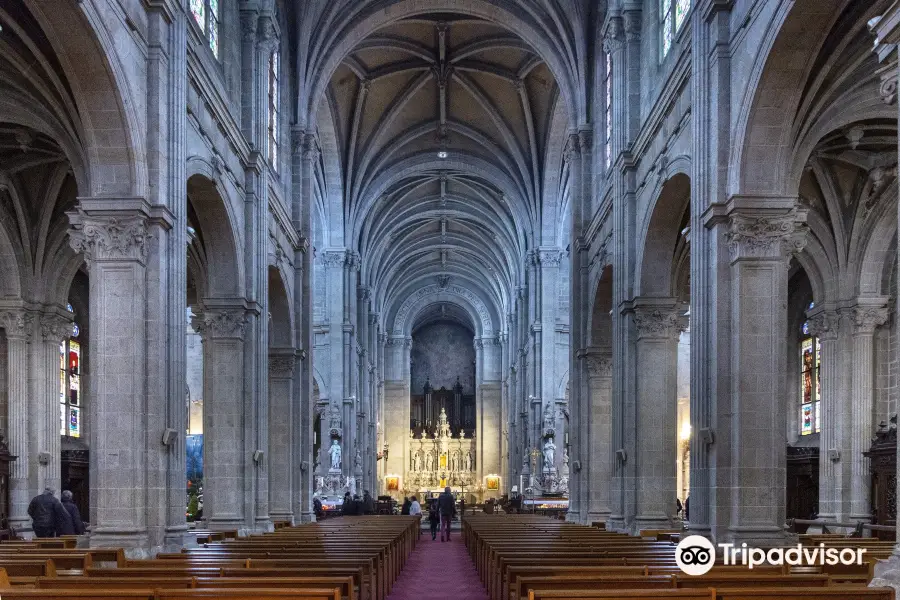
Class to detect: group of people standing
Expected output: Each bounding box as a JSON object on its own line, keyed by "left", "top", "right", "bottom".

{"left": 338, "top": 490, "right": 376, "bottom": 516}
{"left": 27, "top": 488, "right": 85, "bottom": 538}
{"left": 401, "top": 487, "right": 456, "bottom": 542}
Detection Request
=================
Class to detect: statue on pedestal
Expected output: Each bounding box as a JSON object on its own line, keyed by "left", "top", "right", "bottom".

{"left": 542, "top": 438, "right": 556, "bottom": 472}
{"left": 353, "top": 448, "right": 362, "bottom": 473}
{"left": 329, "top": 439, "right": 342, "bottom": 472}
{"left": 425, "top": 451, "right": 434, "bottom": 472}
{"left": 465, "top": 451, "right": 473, "bottom": 472}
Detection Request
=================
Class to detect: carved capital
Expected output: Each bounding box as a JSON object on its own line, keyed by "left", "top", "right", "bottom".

{"left": 322, "top": 250, "right": 346, "bottom": 268}
{"left": 538, "top": 249, "right": 563, "bottom": 267}
{"left": 40, "top": 313, "right": 72, "bottom": 342}
{"left": 269, "top": 353, "right": 296, "bottom": 377}
{"left": 358, "top": 286, "right": 372, "bottom": 301}
{"left": 257, "top": 14, "right": 278, "bottom": 51}
{"left": 725, "top": 209, "right": 808, "bottom": 262}
{"left": 302, "top": 133, "right": 320, "bottom": 162}
{"left": 191, "top": 309, "right": 248, "bottom": 340}
{"left": 68, "top": 214, "right": 149, "bottom": 265}
{"left": 0, "top": 310, "right": 33, "bottom": 340}
{"left": 623, "top": 10, "right": 641, "bottom": 42}
{"left": 632, "top": 305, "right": 686, "bottom": 340}
{"left": 806, "top": 311, "right": 837, "bottom": 341}
{"left": 603, "top": 17, "right": 625, "bottom": 53}
{"left": 240, "top": 9, "right": 259, "bottom": 43}
{"left": 880, "top": 71, "right": 898, "bottom": 105}
{"left": 563, "top": 133, "right": 581, "bottom": 164}
{"left": 586, "top": 353, "right": 613, "bottom": 378}
{"left": 849, "top": 305, "right": 890, "bottom": 335}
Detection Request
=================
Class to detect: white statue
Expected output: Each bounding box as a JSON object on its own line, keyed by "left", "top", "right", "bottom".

{"left": 329, "top": 404, "right": 341, "bottom": 431}
{"left": 425, "top": 452, "right": 434, "bottom": 472}
{"left": 450, "top": 452, "right": 458, "bottom": 471}
{"left": 414, "top": 452, "right": 423, "bottom": 471}
{"left": 543, "top": 438, "right": 556, "bottom": 471}
{"left": 329, "top": 439, "right": 342, "bottom": 471}
{"left": 543, "top": 404, "right": 555, "bottom": 432}
{"left": 354, "top": 448, "right": 361, "bottom": 472}
{"left": 465, "top": 451, "right": 473, "bottom": 472}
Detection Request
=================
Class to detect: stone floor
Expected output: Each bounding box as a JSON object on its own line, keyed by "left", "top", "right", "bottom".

{"left": 386, "top": 535, "right": 489, "bottom": 600}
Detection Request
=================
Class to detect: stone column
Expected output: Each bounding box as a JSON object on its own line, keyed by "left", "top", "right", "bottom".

{"left": 847, "top": 301, "right": 889, "bottom": 521}
{"left": 191, "top": 308, "right": 249, "bottom": 530}
{"left": 631, "top": 300, "right": 684, "bottom": 532}
{"left": 806, "top": 309, "right": 840, "bottom": 521}
{"left": 723, "top": 199, "right": 807, "bottom": 545}
{"left": 0, "top": 311, "right": 32, "bottom": 531}
{"left": 268, "top": 351, "right": 296, "bottom": 522}
{"left": 586, "top": 350, "right": 613, "bottom": 523}
{"left": 67, "top": 199, "right": 151, "bottom": 550}
{"left": 32, "top": 312, "right": 71, "bottom": 497}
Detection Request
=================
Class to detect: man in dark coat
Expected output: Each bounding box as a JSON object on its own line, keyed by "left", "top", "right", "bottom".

{"left": 362, "top": 490, "right": 376, "bottom": 515}
{"left": 341, "top": 492, "right": 352, "bottom": 516}
{"left": 61, "top": 491, "right": 85, "bottom": 535}
{"left": 27, "top": 488, "right": 67, "bottom": 537}
{"left": 400, "top": 497, "right": 411, "bottom": 515}
{"left": 437, "top": 486, "right": 456, "bottom": 542}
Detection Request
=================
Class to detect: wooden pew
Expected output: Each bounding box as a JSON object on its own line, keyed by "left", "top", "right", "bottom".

{"left": 195, "top": 576, "right": 355, "bottom": 600}
{"left": 528, "top": 590, "right": 716, "bottom": 600}
{"left": 156, "top": 589, "right": 342, "bottom": 600}
{"left": 38, "top": 577, "right": 195, "bottom": 590}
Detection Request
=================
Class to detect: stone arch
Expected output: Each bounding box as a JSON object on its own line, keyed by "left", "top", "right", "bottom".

{"left": 858, "top": 188, "right": 899, "bottom": 297}
{"left": 16, "top": 0, "right": 145, "bottom": 196}
{"left": 391, "top": 284, "right": 494, "bottom": 337}
{"left": 729, "top": 0, "right": 878, "bottom": 196}
{"left": 185, "top": 168, "right": 244, "bottom": 299}
{"left": 635, "top": 173, "right": 691, "bottom": 298}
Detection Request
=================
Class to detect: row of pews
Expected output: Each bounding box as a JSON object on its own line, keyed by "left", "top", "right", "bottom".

{"left": 462, "top": 515, "right": 896, "bottom": 600}
{"left": 0, "top": 516, "right": 420, "bottom": 600}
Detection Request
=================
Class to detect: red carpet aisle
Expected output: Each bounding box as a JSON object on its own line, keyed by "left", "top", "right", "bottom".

{"left": 386, "top": 536, "right": 490, "bottom": 600}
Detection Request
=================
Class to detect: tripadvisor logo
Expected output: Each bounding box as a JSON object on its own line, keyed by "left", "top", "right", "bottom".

{"left": 675, "top": 535, "right": 868, "bottom": 576}
{"left": 676, "top": 535, "right": 716, "bottom": 575}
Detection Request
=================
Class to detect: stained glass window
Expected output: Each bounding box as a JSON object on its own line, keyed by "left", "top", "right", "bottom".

{"left": 604, "top": 52, "right": 612, "bottom": 171}
{"left": 268, "top": 48, "right": 280, "bottom": 168}
{"left": 59, "top": 309, "right": 80, "bottom": 438}
{"left": 661, "top": 0, "right": 692, "bottom": 58}
{"left": 799, "top": 315, "right": 821, "bottom": 436}
{"left": 190, "top": 0, "right": 220, "bottom": 59}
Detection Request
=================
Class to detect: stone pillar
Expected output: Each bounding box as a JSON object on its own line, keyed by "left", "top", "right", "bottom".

{"left": 723, "top": 199, "right": 807, "bottom": 545}
{"left": 67, "top": 199, "right": 151, "bottom": 550}
{"left": 631, "top": 300, "right": 684, "bottom": 532}
{"left": 32, "top": 312, "right": 71, "bottom": 497}
{"left": 847, "top": 301, "right": 889, "bottom": 521}
{"left": 0, "top": 311, "right": 32, "bottom": 531}
{"left": 586, "top": 350, "right": 613, "bottom": 523}
{"left": 807, "top": 309, "right": 840, "bottom": 521}
{"left": 268, "top": 351, "right": 296, "bottom": 522}
{"left": 191, "top": 308, "right": 249, "bottom": 530}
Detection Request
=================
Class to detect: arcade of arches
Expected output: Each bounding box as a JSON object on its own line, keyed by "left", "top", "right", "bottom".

{"left": 2, "top": 0, "right": 900, "bottom": 573}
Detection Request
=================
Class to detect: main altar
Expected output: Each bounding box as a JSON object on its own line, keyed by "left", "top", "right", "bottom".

{"left": 404, "top": 407, "right": 478, "bottom": 496}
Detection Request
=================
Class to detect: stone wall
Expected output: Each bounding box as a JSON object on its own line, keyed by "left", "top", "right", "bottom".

{"left": 410, "top": 322, "right": 475, "bottom": 394}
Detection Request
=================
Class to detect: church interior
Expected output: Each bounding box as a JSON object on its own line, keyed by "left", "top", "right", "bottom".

{"left": 3, "top": 0, "right": 900, "bottom": 595}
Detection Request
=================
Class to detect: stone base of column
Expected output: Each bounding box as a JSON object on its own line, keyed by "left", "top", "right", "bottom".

{"left": 871, "top": 554, "right": 900, "bottom": 591}
{"left": 631, "top": 515, "right": 673, "bottom": 535}
{"left": 725, "top": 526, "right": 786, "bottom": 547}
{"left": 206, "top": 517, "right": 248, "bottom": 532}
{"left": 163, "top": 526, "right": 188, "bottom": 554}
{"left": 564, "top": 511, "right": 582, "bottom": 524}
{"left": 606, "top": 516, "right": 627, "bottom": 532}
{"left": 299, "top": 511, "right": 315, "bottom": 523}
{"left": 269, "top": 511, "right": 293, "bottom": 524}
{"left": 89, "top": 528, "right": 151, "bottom": 559}
{"left": 586, "top": 511, "right": 611, "bottom": 528}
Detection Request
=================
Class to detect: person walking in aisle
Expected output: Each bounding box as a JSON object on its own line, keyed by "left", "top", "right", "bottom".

{"left": 437, "top": 486, "right": 456, "bottom": 542}
{"left": 400, "top": 496, "right": 411, "bottom": 515}
{"left": 427, "top": 500, "right": 440, "bottom": 540}
{"left": 61, "top": 490, "right": 85, "bottom": 535}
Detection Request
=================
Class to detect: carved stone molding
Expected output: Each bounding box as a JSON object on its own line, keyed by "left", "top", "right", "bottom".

{"left": 302, "top": 133, "right": 320, "bottom": 162}
{"left": 563, "top": 133, "right": 581, "bottom": 164}
{"left": 632, "top": 306, "right": 686, "bottom": 340}
{"left": 585, "top": 353, "right": 613, "bottom": 378}
{"left": 69, "top": 215, "right": 149, "bottom": 265}
{"left": 539, "top": 249, "right": 563, "bottom": 267}
{"left": 623, "top": 10, "right": 641, "bottom": 42}
{"left": 40, "top": 313, "right": 72, "bottom": 342}
{"left": 602, "top": 16, "right": 625, "bottom": 53}
{"left": 257, "top": 13, "right": 278, "bottom": 51}
{"left": 848, "top": 305, "right": 890, "bottom": 335}
{"left": 806, "top": 311, "right": 837, "bottom": 341}
{"left": 0, "top": 310, "right": 33, "bottom": 340}
{"left": 725, "top": 210, "right": 808, "bottom": 261}
{"left": 358, "top": 286, "right": 372, "bottom": 301}
{"left": 880, "top": 71, "right": 898, "bottom": 105}
{"left": 191, "top": 310, "right": 248, "bottom": 340}
{"left": 240, "top": 9, "right": 259, "bottom": 43}
{"left": 322, "top": 250, "right": 347, "bottom": 268}
{"left": 269, "top": 354, "right": 296, "bottom": 378}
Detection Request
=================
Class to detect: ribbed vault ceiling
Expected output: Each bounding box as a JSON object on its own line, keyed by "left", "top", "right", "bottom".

{"left": 325, "top": 15, "right": 560, "bottom": 326}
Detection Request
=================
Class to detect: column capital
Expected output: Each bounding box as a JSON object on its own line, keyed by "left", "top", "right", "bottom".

{"left": 538, "top": 247, "right": 563, "bottom": 267}
{"left": 585, "top": 350, "right": 613, "bottom": 378}
{"left": 39, "top": 312, "right": 72, "bottom": 342}
{"left": 191, "top": 308, "right": 249, "bottom": 340}
{"left": 563, "top": 133, "right": 581, "bottom": 164}
{"left": 67, "top": 200, "right": 152, "bottom": 266}
{"left": 0, "top": 310, "right": 33, "bottom": 341}
{"left": 632, "top": 300, "right": 687, "bottom": 340}
{"left": 805, "top": 309, "right": 838, "bottom": 341}
{"left": 724, "top": 200, "right": 808, "bottom": 262}
{"left": 602, "top": 16, "right": 625, "bottom": 53}
{"left": 257, "top": 13, "right": 280, "bottom": 53}
{"left": 322, "top": 249, "right": 347, "bottom": 268}
{"left": 268, "top": 352, "right": 296, "bottom": 378}
{"left": 844, "top": 301, "right": 890, "bottom": 335}
{"left": 358, "top": 285, "right": 372, "bottom": 300}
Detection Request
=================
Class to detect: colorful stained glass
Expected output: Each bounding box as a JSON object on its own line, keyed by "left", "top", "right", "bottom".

{"left": 60, "top": 404, "right": 67, "bottom": 437}
{"left": 675, "top": 0, "right": 691, "bottom": 31}
{"left": 191, "top": 0, "right": 205, "bottom": 32}
{"left": 605, "top": 53, "right": 612, "bottom": 170}
{"left": 801, "top": 403, "right": 813, "bottom": 435}
{"left": 801, "top": 321, "right": 809, "bottom": 335}
{"left": 69, "top": 407, "right": 80, "bottom": 437}
{"left": 209, "top": 18, "right": 219, "bottom": 58}
{"left": 814, "top": 401, "right": 821, "bottom": 433}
